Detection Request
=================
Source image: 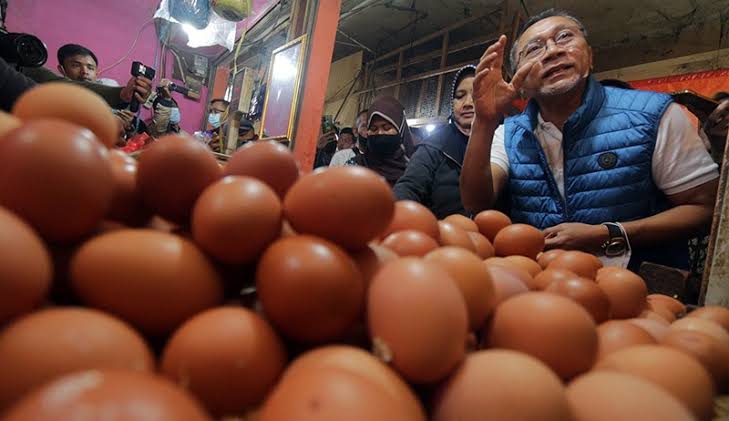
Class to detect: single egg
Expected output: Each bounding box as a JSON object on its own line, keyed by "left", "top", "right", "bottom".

{"left": 595, "top": 267, "right": 647, "bottom": 319}
{"left": 0, "top": 308, "right": 154, "bottom": 410}
{"left": 503, "top": 255, "right": 543, "bottom": 277}
{"left": 486, "top": 292, "right": 598, "bottom": 380}
{"left": 662, "top": 329, "right": 729, "bottom": 393}
{"left": 473, "top": 210, "right": 511, "bottom": 242}
{"left": 0, "top": 120, "right": 113, "bottom": 242}
{"left": 546, "top": 277, "right": 611, "bottom": 323}
{"left": 647, "top": 294, "right": 686, "bottom": 318}
{"left": 106, "top": 151, "right": 151, "bottom": 226}
{"left": 537, "top": 249, "right": 565, "bottom": 269}
{"left": 70, "top": 229, "right": 224, "bottom": 336}
{"left": 547, "top": 250, "right": 602, "bottom": 279}
{"left": 137, "top": 135, "right": 221, "bottom": 225}
{"left": 594, "top": 345, "right": 715, "bottom": 421}
{"left": 381, "top": 230, "right": 439, "bottom": 257}
{"left": 533, "top": 268, "right": 580, "bottom": 290}
{"left": 566, "top": 371, "right": 696, "bottom": 421}
{"left": 483, "top": 263, "right": 530, "bottom": 307}
{"left": 284, "top": 167, "right": 394, "bottom": 250}
{"left": 192, "top": 176, "right": 282, "bottom": 264}
{"left": 443, "top": 214, "right": 478, "bottom": 232}
{"left": 642, "top": 302, "right": 677, "bottom": 322}
{"left": 256, "top": 235, "right": 364, "bottom": 343}
{"left": 433, "top": 350, "right": 572, "bottom": 421}
{"left": 382, "top": 200, "right": 440, "bottom": 241}
{"left": 368, "top": 258, "right": 468, "bottom": 383}
{"left": 493, "top": 224, "right": 544, "bottom": 260}
{"left": 12, "top": 82, "right": 118, "bottom": 148}
{"left": 161, "top": 307, "right": 287, "bottom": 416}
{"left": 223, "top": 140, "right": 299, "bottom": 199}
{"left": 467, "top": 231, "right": 494, "bottom": 259}
{"left": 438, "top": 221, "right": 477, "bottom": 252}
{"left": 0, "top": 207, "right": 52, "bottom": 324}
{"left": 425, "top": 247, "right": 495, "bottom": 330}
{"left": 687, "top": 306, "right": 729, "bottom": 334}
{"left": 4, "top": 370, "right": 211, "bottom": 421}
{"left": 596, "top": 320, "right": 656, "bottom": 359}
{"left": 670, "top": 317, "right": 729, "bottom": 349}
{"left": 484, "top": 257, "right": 537, "bottom": 290}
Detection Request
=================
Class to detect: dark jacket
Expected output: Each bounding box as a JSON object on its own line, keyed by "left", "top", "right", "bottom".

{"left": 393, "top": 122, "right": 468, "bottom": 219}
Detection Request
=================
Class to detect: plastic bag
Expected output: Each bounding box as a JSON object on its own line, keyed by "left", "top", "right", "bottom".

{"left": 155, "top": 0, "right": 237, "bottom": 51}
{"left": 170, "top": 0, "right": 210, "bottom": 29}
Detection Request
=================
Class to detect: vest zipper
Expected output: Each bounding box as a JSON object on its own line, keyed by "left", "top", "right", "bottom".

{"left": 530, "top": 131, "right": 567, "bottom": 217}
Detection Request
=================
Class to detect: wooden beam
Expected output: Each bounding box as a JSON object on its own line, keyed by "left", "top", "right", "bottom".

{"left": 415, "top": 75, "right": 427, "bottom": 116}
{"left": 288, "top": 0, "right": 307, "bottom": 40}
{"left": 393, "top": 51, "right": 404, "bottom": 99}
{"left": 372, "top": 6, "right": 502, "bottom": 64}
{"left": 354, "top": 60, "right": 474, "bottom": 96}
{"left": 433, "top": 31, "right": 449, "bottom": 119}
{"left": 594, "top": 48, "right": 729, "bottom": 81}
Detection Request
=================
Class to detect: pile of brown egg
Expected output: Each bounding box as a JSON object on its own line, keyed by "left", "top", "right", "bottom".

{"left": 0, "top": 82, "right": 728, "bottom": 421}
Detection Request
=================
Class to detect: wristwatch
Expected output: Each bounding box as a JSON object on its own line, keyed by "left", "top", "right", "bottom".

{"left": 601, "top": 222, "right": 627, "bottom": 257}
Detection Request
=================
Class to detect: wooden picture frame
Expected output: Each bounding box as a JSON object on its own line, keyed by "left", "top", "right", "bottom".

{"left": 259, "top": 34, "right": 307, "bottom": 144}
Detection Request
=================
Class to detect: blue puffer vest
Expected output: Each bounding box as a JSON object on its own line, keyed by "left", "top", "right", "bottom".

{"left": 503, "top": 76, "right": 687, "bottom": 270}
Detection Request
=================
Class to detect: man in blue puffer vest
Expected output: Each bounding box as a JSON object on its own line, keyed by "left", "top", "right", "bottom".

{"left": 461, "top": 9, "right": 719, "bottom": 271}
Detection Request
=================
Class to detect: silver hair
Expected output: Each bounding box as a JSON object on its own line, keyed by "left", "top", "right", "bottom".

{"left": 508, "top": 9, "right": 588, "bottom": 75}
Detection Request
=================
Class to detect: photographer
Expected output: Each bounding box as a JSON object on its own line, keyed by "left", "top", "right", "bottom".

{"left": 148, "top": 79, "right": 183, "bottom": 137}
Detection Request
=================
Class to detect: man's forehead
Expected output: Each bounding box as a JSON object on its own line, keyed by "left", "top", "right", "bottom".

{"left": 517, "top": 16, "right": 579, "bottom": 49}
{"left": 66, "top": 54, "right": 96, "bottom": 65}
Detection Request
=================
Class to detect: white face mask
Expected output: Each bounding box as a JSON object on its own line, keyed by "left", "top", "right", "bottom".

{"left": 208, "top": 113, "right": 221, "bottom": 128}
{"left": 170, "top": 108, "right": 181, "bottom": 124}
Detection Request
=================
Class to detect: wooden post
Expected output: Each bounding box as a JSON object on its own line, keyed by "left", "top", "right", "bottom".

{"left": 394, "top": 51, "right": 404, "bottom": 100}
{"left": 290, "top": 0, "right": 342, "bottom": 172}
{"left": 433, "top": 31, "right": 449, "bottom": 117}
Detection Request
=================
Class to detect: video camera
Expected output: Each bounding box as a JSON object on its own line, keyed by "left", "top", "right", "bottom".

{"left": 129, "top": 61, "right": 156, "bottom": 112}
{"left": 157, "top": 82, "right": 190, "bottom": 96}
{"left": 0, "top": 28, "right": 47, "bottom": 68}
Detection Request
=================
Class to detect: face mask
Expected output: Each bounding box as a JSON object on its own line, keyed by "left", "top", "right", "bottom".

{"left": 170, "top": 108, "right": 181, "bottom": 124}
{"left": 367, "top": 134, "right": 402, "bottom": 156}
{"left": 208, "top": 113, "right": 221, "bottom": 128}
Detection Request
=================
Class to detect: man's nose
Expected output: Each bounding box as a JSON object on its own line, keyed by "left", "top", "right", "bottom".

{"left": 541, "top": 39, "right": 564, "bottom": 62}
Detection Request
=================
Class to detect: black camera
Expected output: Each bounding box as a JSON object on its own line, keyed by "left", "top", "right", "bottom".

{"left": 168, "top": 82, "right": 190, "bottom": 96}
{"left": 129, "top": 61, "right": 156, "bottom": 112}
{"left": 0, "top": 28, "right": 47, "bottom": 68}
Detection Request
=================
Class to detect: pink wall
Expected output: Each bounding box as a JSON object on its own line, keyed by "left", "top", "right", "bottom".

{"left": 6, "top": 0, "right": 208, "bottom": 133}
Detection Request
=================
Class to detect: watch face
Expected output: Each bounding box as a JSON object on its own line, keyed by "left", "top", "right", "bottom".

{"left": 605, "top": 240, "right": 627, "bottom": 257}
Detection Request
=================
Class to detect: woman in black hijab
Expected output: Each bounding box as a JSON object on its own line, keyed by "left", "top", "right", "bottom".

{"left": 393, "top": 65, "right": 476, "bottom": 218}
{"left": 352, "top": 95, "right": 415, "bottom": 185}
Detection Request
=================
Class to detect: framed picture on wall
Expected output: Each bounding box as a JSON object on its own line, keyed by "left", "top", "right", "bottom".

{"left": 259, "top": 34, "right": 307, "bottom": 144}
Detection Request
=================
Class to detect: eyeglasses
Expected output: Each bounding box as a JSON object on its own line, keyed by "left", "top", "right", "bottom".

{"left": 517, "top": 27, "right": 584, "bottom": 64}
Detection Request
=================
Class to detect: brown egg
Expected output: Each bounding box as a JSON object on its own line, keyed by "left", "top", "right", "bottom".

{"left": 4, "top": 370, "right": 211, "bottom": 421}
{"left": 351, "top": 244, "right": 399, "bottom": 289}
{"left": 537, "top": 249, "right": 565, "bottom": 269}
{"left": 671, "top": 317, "right": 729, "bottom": 348}
{"left": 687, "top": 306, "right": 729, "bottom": 334}
{"left": 12, "top": 82, "right": 118, "bottom": 148}
{"left": 382, "top": 200, "right": 439, "bottom": 241}
{"left": 641, "top": 309, "right": 675, "bottom": 325}
{"left": 191, "top": 176, "right": 282, "bottom": 264}
{"left": 0, "top": 120, "right": 113, "bottom": 242}
{"left": 493, "top": 224, "right": 544, "bottom": 260}
{"left": 484, "top": 264, "right": 530, "bottom": 307}
{"left": 627, "top": 318, "right": 671, "bottom": 341}
{"left": 647, "top": 294, "right": 686, "bottom": 318}
{"left": 161, "top": 307, "right": 286, "bottom": 416}
{"left": 486, "top": 292, "right": 598, "bottom": 380}
{"left": 368, "top": 258, "right": 468, "bottom": 383}
{"left": 0, "top": 207, "right": 52, "bottom": 324}
{"left": 259, "top": 366, "right": 424, "bottom": 421}
{"left": 473, "top": 210, "right": 511, "bottom": 242}
{"left": 443, "top": 214, "right": 478, "bottom": 232}
{"left": 284, "top": 167, "right": 394, "bottom": 250}
{"left": 566, "top": 371, "right": 696, "bottom": 421}
{"left": 485, "top": 257, "right": 537, "bottom": 290}
{"left": 70, "top": 229, "right": 224, "bottom": 335}
{"left": 504, "top": 255, "right": 542, "bottom": 277}
{"left": 0, "top": 308, "right": 154, "bottom": 410}
{"left": 596, "top": 320, "right": 656, "bottom": 359}
{"left": 533, "top": 268, "right": 580, "bottom": 290}
{"left": 595, "top": 267, "right": 647, "bottom": 319}
{"left": 546, "top": 277, "right": 611, "bottom": 323}
{"left": 547, "top": 250, "right": 602, "bottom": 279}
{"left": 224, "top": 141, "right": 299, "bottom": 199}
{"left": 662, "top": 329, "right": 729, "bottom": 392}
{"left": 0, "top": 111, "right": 20, "bottom": 137}
{"left": 594, "top": 345, "right": 715, "bottom": 420}
{"left": 438, "top": 221, "right": 478, "bottom": 252}
{"left": 137, "top": 135, "right": 221, "bottom": 225}
{"left": 281, "top": 346, "right": 426, "bottom": 419}
{"left": 256, "top": 235, "right": 364, "bottom": 343}
{"left": 107, "top": 151, "right": 151, "bottom": 225}
{"left": 433, "top": 350, "right": 572, "bottom": 421}
{"left": 467, "top": 231, "right": 494, "bottom": 259}
{"left": 425, "top": 247, "right": 495, "bottom": 330}
{"left": 381, "top": 230, "right": 439, "bottom": 257}
{"left": 642, "top": 302, "right": 677, "bottom": 322}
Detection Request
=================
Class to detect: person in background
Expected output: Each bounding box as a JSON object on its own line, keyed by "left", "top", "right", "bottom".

{"left": 314, "top": 126, "right": 338, "bottom": 168}
{"left": 460, "top": 8, "right": 718, "bottom": 272}
{"left": 352, "top": 95, "right": 413, "bottom": 185}
{"left": 703, "top": 91, "right": 729, "bottom": 157}
{"left": 329, "top": 127, "right": 359, "bottom": 167}
{"left": 57, "top": 44, "right": 119, "bottom": 87}
{"left": 148, "top": 79, "right": 182, "bottom": 137}
{"left": 393, "top": 65, "right": 476, "bottom": 218}
{"left": 207, "top": 99, "right": 230, "bottom": 131}
{"left": 236, "top": 117, "right": 258, "bottom": 148}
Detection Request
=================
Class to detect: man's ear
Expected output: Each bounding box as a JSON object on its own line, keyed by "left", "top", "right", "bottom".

{"left": 57, "top": 65, "right": 65, "bottom": 76}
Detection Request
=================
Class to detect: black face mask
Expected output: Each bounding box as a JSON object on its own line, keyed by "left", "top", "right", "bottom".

{"left": 367, "top": 134, "right": 402, "bottom": 156}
